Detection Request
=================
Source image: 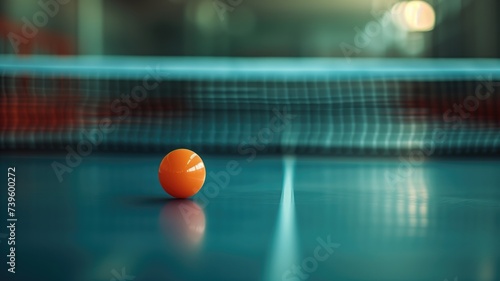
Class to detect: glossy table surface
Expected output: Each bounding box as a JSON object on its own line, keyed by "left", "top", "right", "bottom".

{"left": 1, "top": 153, "right": 499, "bottom": 281}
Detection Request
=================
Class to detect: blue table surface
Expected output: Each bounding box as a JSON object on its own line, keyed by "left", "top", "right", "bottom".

{"left": 1, "top": 153, "right": 499, "bottom": 281}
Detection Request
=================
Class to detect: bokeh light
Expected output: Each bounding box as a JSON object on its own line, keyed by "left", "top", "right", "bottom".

{"left": 392, "top": 1, "right": 436, "bottom": 32}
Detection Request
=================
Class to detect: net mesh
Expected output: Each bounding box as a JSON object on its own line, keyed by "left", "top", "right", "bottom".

{"left": 1, "top": 57, "right": 500, "bottom": 156}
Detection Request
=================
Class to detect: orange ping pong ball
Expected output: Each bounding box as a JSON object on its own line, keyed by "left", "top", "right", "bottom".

{"left": 158, "top": 149, "right": 206, "bottom": 198}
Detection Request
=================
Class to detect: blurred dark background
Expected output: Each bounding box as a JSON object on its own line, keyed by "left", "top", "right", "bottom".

{"left": 0, "top": 0, "right": 499, "bottom": 57}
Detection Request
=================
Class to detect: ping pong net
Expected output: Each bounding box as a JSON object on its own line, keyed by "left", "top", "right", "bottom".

{"left": 1, "top": 56, "right": 500, "bottom": 156}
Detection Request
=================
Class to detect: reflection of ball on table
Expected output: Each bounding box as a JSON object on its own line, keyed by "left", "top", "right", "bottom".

{"left": 160, "top": 200, "right": 206, "bottom": 249}
{"left": 158, "top": 149, "right": 206, "bottom": 198}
